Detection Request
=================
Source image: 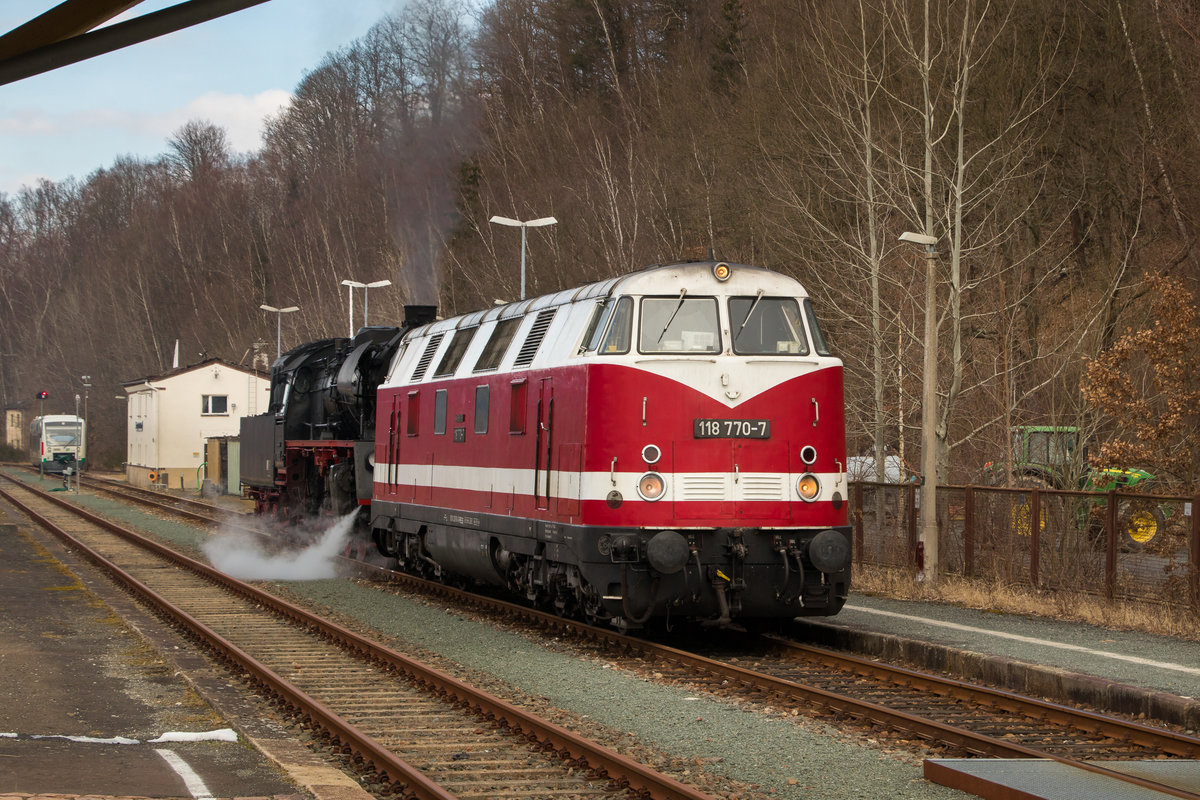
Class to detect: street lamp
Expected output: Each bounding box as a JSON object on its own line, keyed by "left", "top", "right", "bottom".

{"left": 489, "top": 215, "right": 557, "bottom": 300}
{"left": 260, "top": 304, "right": 300, "bottom": 358}
{"left": 81, "top": 375, "right": 90, "bottom": 472}
{"left": 899, "top": 230, "right": 939, "bottom": 583}
{"left": 341, "top": 279, "right": 392, "bottom": 337}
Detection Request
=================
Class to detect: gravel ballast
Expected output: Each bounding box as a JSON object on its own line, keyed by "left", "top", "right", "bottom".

{"left": 284, "top": 578, "right": 964, "bottom": 800}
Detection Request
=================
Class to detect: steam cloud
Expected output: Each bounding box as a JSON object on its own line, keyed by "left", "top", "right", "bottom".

{"left": 204, "top": 512, "right": 359, "bottom": 581}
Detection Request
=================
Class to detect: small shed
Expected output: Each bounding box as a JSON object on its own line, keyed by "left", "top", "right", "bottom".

{"left": 204, "top": 436, "right": 242, "bottom": 495}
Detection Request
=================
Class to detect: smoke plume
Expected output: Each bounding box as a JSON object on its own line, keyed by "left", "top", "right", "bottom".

{"left": 204, "top": 512, "right": 358, "bottom": 581}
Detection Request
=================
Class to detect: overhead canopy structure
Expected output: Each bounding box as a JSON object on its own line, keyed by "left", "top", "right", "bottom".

{"left": 0, "top": 0, "right": 271, "bottom": 87}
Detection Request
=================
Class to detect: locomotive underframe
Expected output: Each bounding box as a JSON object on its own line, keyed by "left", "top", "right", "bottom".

{"left": 244, "top": 441, "right": 368, "bottom": 522}
{"left": 370, "top": 499, "right": 850, "bottom": 629}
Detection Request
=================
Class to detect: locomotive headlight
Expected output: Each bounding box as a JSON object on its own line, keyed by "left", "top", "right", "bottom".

{"left": 713, "top": 262, "right": 732, "bottom": 282}
{"left": 641, "top": 444, "right": 662, "bottom": 465}
{"left": 637, "top": 472, "right": 667, "bottom": 502}
{"left": 796, "top": 473, "right": 821, "bottom": 502}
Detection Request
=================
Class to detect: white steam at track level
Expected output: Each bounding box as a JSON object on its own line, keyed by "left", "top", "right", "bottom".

{"left": 204, "top": 512, "right": 358, "bottom": 581}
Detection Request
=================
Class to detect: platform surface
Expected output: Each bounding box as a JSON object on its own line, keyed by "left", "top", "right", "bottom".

{"left": 926, "top": 758, "right": 1200, "bottom": 800}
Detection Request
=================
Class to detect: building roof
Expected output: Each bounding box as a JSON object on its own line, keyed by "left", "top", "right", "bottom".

{"left": 120, "top": 357, "right": 267, "bottom": 389}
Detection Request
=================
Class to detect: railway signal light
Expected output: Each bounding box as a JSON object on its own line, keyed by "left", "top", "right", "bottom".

{"left": 37, "top": 390, "right": 47, "bottom": 399}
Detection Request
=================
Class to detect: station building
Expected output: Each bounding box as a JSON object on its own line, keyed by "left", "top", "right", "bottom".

{"left": 121, "top": 358, "right": 269, "bottom": 490}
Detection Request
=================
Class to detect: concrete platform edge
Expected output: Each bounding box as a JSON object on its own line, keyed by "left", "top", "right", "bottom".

{"left": 796, "top": 618, "right": 1200, "bottom": 731}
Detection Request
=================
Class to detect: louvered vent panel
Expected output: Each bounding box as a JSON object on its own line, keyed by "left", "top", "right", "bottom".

{"left": 740, "top": 475, "right": 785, "bottom": 500}
{"left": 681, "top": 475, "right": 727, "bottom": 501}
{"left": 411, "top": 333, "right": 445, "bottom": 381}
{"left": 513, "top": 309, "right": 556, "bottom": 367}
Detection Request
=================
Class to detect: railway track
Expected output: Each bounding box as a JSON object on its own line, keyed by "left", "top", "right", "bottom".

{"left": 0, "top": 473, "right": 717, "bottom": 800}
{"left": 10, "top": 469, "right": 1200, "bottom": 798}
{"left": 79, "top": 472, "right": 254, "bottom": 525}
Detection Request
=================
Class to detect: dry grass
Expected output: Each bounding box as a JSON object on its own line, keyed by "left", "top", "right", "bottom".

{"left": 853, "top": 564, "right": 1200, "bottom": 642}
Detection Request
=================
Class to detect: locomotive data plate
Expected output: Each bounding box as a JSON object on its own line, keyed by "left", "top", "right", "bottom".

{"left": 693, "top": 419, "right": 771, "bottom": 438}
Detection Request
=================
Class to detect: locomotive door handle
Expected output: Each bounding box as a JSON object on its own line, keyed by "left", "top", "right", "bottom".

{"left": 611, "top": 458, "right": 618, "bottom": 485}
{"left": 812, "top": 398, "right": 819, "bottom": 427}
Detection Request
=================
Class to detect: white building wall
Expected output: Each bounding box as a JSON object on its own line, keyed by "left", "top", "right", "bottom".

{"left": 124, "top": 363, "right": 269, "bottom": 488}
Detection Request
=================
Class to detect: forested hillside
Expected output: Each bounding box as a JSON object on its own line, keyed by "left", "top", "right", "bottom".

{"left": 2, "top": 0, "right": 1197, "bottom": 487}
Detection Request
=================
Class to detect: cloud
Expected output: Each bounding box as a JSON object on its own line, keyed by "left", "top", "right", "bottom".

{"left": 0, "top": 109, "right": 62, "bottom": 136}
{"left": 71, "top": 89, "right": 294, "bottom": 154}
{"left": 166, "top": 90, "right": 294, "bottom": 152}
{"left": 0, "top": 89, "right": 292, "bottom": 159}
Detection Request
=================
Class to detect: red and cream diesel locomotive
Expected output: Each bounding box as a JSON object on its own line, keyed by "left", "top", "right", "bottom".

{"left": 367, "top": 260, "right": 851, "bottom": 628}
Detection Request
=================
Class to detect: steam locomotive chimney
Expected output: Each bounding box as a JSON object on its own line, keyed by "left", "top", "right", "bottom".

{"left": 404, "top": 305, "right": 437, "bottom": 327}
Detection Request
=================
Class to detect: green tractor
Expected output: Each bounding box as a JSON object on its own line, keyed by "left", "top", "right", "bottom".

{"left": 997, "top": 426, "right": 1166, "bottom": 550}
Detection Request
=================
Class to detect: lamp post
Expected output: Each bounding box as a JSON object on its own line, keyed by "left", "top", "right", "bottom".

{"left": 81, "top": 375, "right": 90, "bottom": 472}
{"left": 340, "top": 280, "right": 392, "bottom": 336}
{"left": 37, "top": 389, "right": 46, "bottom": 478}
{"left": 899, "top": 230, "right": 939, "bottom": 583}
{"left": 489, "top": 215, "right": 557, "bottom": 300}
{"left": 260, "top": 304, "right": 299, "bottom": 358}
{"left": 362, "top": 280, "right": 389, "bottom": 327}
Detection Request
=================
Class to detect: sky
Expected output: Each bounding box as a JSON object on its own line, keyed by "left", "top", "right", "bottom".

{"left": 0, "top": 0, "right": 401, "bottom": 195}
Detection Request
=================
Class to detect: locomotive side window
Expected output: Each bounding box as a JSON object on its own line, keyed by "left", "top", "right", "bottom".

{"left": 434, "top": 327, "right": 477, "bottom": 377}
{"left": 730, "top": 296, "right": 809, "bottom": 355}
{"left": 598, "top": 296, "right": 632, "bottom": 354}
{"left": 639, "top": 295, "right": 720, "bottom": 354}
{"left": 581, "top": 299, "right": 613, "bottom": 353}
{"left": 474, "top": 385, "right": 489, "bottom": 434}
{"left": 406, "top": 391, "right": 419, "bottom": 436}
{"left": 434, "top": 389, "right": 448, "bottom": 435}
{"left": 473, "top": 317, "right": 521, "bottom": 372}
{"left": 803, "top": 298, "right": 832, "bottom": 356}
{"left": 509, "top": 379, "right": 528, "bottom": 434}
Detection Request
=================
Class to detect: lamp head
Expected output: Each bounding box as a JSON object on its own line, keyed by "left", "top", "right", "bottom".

{"left": 899, "top": 231, "right": 938, "bottom": 246}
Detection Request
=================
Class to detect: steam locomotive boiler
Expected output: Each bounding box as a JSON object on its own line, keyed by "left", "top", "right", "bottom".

{"left": 240, "top": 306, "right": 435, "bottom": 523}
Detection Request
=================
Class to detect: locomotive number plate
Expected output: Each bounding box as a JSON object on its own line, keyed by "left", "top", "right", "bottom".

{"left": 693, "top": 419, "right": 771, "bottom": 439}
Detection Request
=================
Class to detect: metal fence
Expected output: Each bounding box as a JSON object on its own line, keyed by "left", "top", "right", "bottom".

{"left": 850, "top": 481, "right": 1200, "bottom": 610}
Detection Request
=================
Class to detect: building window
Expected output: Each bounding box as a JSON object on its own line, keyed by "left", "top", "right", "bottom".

{"left": 201, "top": 395, "right": 229, "bottom": 415}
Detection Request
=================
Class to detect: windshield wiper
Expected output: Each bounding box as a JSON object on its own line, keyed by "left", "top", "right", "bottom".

{"left": 657, "top": 288, "right": 688, "bottom": 343}
{"left": 736, "top": 289, "right": 766, "bottom": 338}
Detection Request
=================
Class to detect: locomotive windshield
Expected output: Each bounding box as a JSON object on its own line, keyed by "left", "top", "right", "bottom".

{"left": 593, "top": 296, "right": 632, "bottom": 354}
{"left": 730, "top": 296, "right": 809, "bottom": 355}
{"left": 45, "top": 420, "right": 81, "bottom": 445}
{"left": 639, "top": 296, "right": 720, "bottom": 354}
{"left": 803, "top": 298, "right": 831, "bottom": 355}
